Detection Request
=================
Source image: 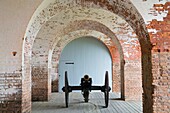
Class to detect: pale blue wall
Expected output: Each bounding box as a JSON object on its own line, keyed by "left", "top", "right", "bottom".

{"left": 59, "top": 37, "right": 112, "bottom": 92}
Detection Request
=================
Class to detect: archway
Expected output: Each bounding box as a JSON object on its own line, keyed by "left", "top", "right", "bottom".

{"left": 50, "top": 30, "right": 122, "bottom": 94}
{"left": 23, "top": 0, "right": 151, "bottom": 112}
{"left": 58, "top": 36, "right": 112, "bottom": 92}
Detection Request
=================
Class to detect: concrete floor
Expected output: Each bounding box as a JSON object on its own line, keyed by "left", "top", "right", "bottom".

{"left": 32, "top": 92, "right": 142, "bottom": 113}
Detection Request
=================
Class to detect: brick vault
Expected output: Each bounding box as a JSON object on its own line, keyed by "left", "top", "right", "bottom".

{"left": 0, "top": 0, "right": 169, "bottom": 113}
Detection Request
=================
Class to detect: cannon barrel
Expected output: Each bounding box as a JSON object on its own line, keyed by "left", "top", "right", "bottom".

{"left": 83, "top": 75, "right": 90, "bottom": 81}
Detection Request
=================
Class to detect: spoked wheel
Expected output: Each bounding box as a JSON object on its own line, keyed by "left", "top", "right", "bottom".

{"left": 65, "top": 71, "right": 69, "bottom": 108}
{"left": 104, "top": 71, "right": 109, "bottom": 108}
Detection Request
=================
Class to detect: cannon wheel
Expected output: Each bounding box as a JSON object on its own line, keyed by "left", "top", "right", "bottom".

{"left": 65, "top": 71, "right": 69, "bottom": 107}
{"left": 104, "top": 71, "right": 109, "bottom": 108}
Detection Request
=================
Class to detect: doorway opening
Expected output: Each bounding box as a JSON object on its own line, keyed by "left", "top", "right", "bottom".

{"left": 58, "top": 36, "right": 112, "bottom": 92}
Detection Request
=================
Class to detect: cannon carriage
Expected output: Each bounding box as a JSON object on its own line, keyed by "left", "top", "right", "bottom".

{"left": 62, "top": 71, "right": 111, "bottom": 108}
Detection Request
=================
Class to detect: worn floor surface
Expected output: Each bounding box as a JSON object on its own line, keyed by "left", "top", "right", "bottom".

{"left": 32, "top": 92, "right": 142, "bottom": 113}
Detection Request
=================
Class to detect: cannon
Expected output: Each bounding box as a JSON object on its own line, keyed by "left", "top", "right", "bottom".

{"left": 62, "top": 71, "right": 111, "bottom": 108}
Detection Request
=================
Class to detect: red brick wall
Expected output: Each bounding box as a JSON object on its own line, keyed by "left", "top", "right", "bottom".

{"left": 112, "top": 62, "right": 121, "bottom": 93}
{"left": 107, "top": 44, "right": 121, "bottom": 93}
{"left": 147, "top": 2, "right": 170, "bottom": 113}
{"left": 152, "top": 52, "right": 170, "bottom": 113}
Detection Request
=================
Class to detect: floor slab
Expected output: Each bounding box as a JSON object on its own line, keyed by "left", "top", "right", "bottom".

{"left": 32, "top": 92, "right": 142, "bottom": 113}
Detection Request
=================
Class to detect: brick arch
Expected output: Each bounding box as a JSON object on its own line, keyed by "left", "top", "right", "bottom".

{"left": 24, "top": 0, "right": 151, "bottom": 49}
{"left": 23, "top": 0, "right": 151, "bottom": 112}
{"left": 56, "top": 35, "right": 116, "bottom": 91}
{"left": 50, "top": 18, "right": 141, "bottom": 99}
{"left": 32, "top": 20, "right": 125, "bottom": 99}
{"left": 50, "top": 30, "right": 122, "bottom": 94}
{"left": 31, "top": 7, "right": 140, "bottom": 102}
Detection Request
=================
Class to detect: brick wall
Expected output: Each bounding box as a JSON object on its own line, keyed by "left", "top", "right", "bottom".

{"left": 51, "top": 49, "right": 61, "bottom": 92}
{"left": 32, "top": 66, "right": 49, "bottom": 101}
{"left": 124, "top": 60, "right": 142, "bottom": 100}
{"left": 0, "top": 45, "right": 23, "bottom": 112}
{"left": 112, "top": 62, "right": 121, "bottom": 93}
{"left": 0, "top": 73, "right": 22, "bottom": 112}
{"left": 147, "top": 2, "right": 170, "bottom": 112}
{"left": 31, "top": 35, "right": 52, "bottom": 101}
{"left": 152, "top": 52, "right": 170, "bottom": 113}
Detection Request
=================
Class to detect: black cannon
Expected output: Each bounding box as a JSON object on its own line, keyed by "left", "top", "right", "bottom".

{"left": 62, "top": 71, "right": 111, "bottom": 108}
